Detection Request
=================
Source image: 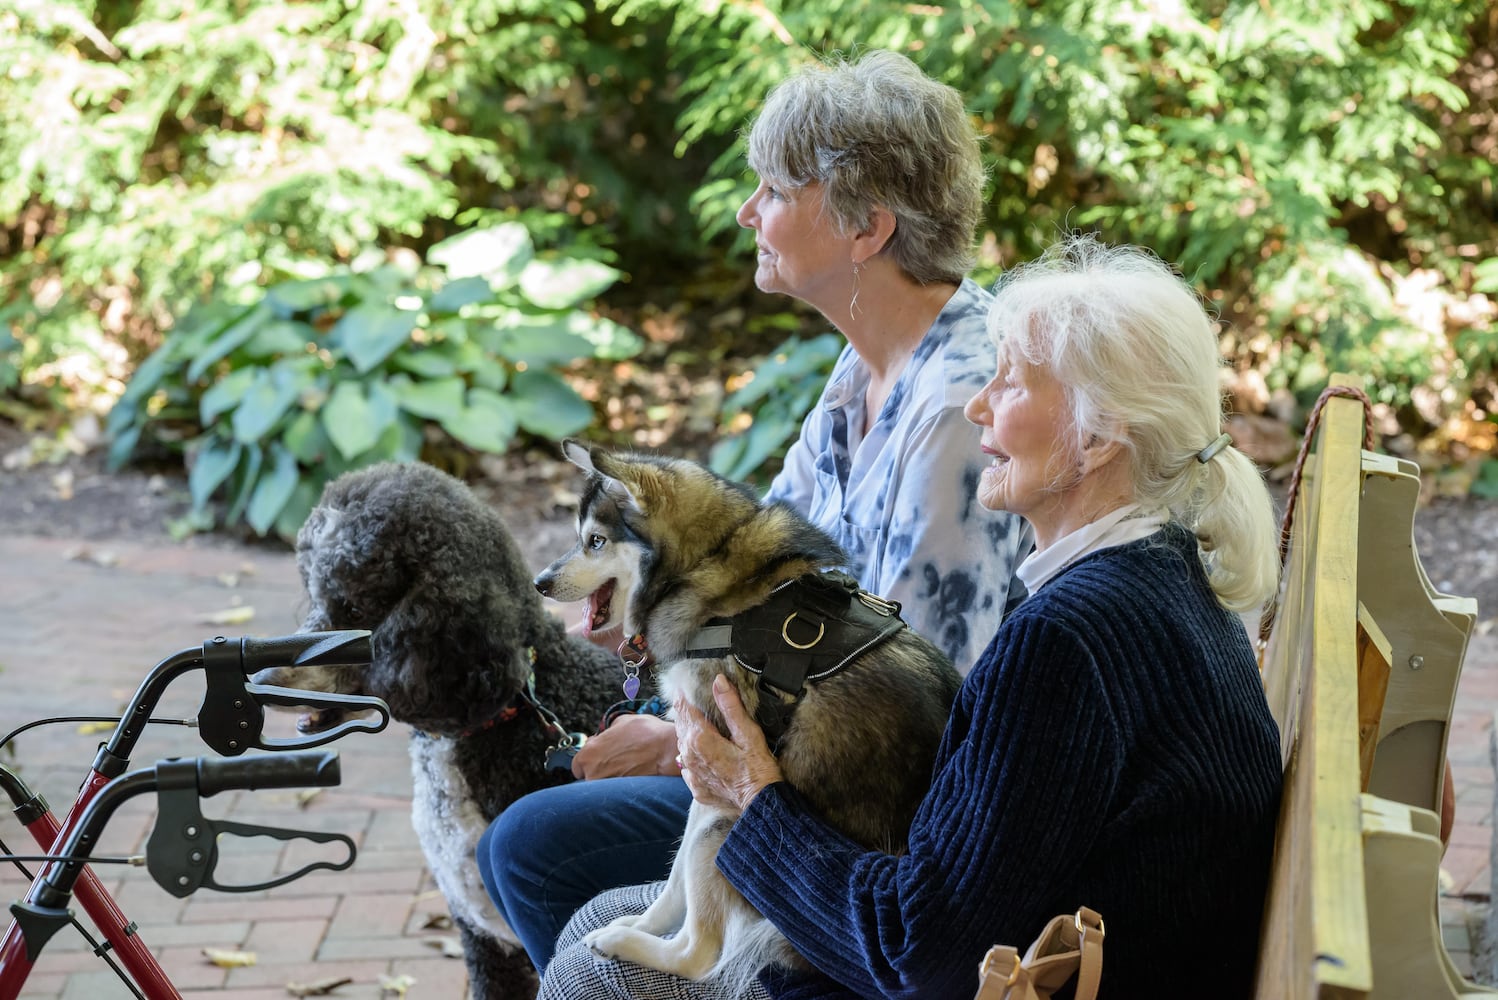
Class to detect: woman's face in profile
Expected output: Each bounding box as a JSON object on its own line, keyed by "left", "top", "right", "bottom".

{"left": 736, "top": 177, "right": 849, "bottom": 307}
{"left": 964, "top": 349, "right": 1074, "bottom": 535}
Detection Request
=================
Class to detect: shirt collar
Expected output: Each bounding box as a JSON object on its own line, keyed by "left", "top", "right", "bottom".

{"left": 1016, "top": 503, "right": 1168, "bottom": 595}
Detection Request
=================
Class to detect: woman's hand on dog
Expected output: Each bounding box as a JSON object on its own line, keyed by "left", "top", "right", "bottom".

{"left": 675, "top": 675, "right": 782, "bottom": 814}
{"left": 571, "top": 714, "right": 680, "bottom": 779}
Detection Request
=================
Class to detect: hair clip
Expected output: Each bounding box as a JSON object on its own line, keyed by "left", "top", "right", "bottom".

{"left": 1196, "top": 432, "right": 1233, "bottom": 464}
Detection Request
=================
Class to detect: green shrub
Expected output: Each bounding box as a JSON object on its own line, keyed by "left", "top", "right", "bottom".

{"left": 0, "top": 0, "right": 707, "bottom": 414}
{"left": 612, "top": 0, "right": 1495, "bottom": 439}
{"left": 3, "top": 0, "right": 1494, "bottom": 487}
{"left": 107, "top": 219, "right": 641, "bottom": 540}
{"left": 709, "top": 331, "right": 843, "bottom": 484}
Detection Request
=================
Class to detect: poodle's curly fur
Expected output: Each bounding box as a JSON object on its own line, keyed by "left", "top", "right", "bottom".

{"left": 254, "top": 462, "right": 624, "bottom": 999}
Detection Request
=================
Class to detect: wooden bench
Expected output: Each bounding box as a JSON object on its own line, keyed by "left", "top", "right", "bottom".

{"left": 1254, "top": 373, "right": 1492, "bottom": 999}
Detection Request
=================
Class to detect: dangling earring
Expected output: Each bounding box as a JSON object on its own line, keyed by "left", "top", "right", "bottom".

{"left": 849, "top": 260, "right": 863, "bottom": 320}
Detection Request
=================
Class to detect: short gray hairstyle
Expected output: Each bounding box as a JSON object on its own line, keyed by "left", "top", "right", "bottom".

{"left": 745, "top": 49, "right": 984, "bottom": 285}
{"left": 989, "top": 234, "right": 1279, "bottom": 612}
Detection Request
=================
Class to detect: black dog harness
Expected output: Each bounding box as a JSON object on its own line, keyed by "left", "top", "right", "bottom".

{"left": 680, "top": 571, "right": 909, "bottom": 748}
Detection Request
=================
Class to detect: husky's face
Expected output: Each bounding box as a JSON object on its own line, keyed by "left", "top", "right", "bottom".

{"left": 534, "top": 504, "right": 647, "bottom": 637}
{"left": 535, "top": 439, "right": 769, "bottom": 641}
{"left": 533, "top": 440, "right": 650, "bottom": 637}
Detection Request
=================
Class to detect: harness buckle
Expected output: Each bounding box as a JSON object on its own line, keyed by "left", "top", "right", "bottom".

{"left": 855, "top": 590, "right": 901, "bottom": 617}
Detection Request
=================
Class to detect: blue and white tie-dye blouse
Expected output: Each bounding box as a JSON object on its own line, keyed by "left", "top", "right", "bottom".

{"left": 765, "top": 278, "right": 1032, "bottom": 674}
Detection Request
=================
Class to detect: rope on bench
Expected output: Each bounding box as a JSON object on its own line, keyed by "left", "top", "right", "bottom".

{"left": 1258, "top": 382, "right": 1376, "bottom": 646}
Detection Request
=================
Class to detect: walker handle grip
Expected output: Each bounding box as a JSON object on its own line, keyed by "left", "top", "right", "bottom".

{"left": 237, "top": 631, "right": 372, "bottom": 673}
{"left": 192, "top": 749, "right": 341, "bottom": 797}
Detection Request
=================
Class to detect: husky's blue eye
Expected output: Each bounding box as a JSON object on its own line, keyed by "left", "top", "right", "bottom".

{"left": 588, "top": 534, "right": 607, "bottom": 551}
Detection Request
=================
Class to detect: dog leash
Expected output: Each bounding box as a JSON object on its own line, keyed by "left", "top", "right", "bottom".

{"left": 515, "top": 663, "right": 592, "bottom": 773}
{"left": 435, "top": 646, "right": 590, "bottom": 774}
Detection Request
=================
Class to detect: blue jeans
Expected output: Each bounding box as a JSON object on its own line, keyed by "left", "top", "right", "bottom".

{"left": 476, "top": 776, "right": 694, "bottom": 972}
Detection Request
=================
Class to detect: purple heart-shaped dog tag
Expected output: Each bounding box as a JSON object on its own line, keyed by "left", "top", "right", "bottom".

{"left": 623, "top": 675, "right": 641, "bottom": 700}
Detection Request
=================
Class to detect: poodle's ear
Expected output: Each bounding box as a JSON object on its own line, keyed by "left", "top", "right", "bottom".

{"left": 563, "top": 438, "right": 643, "bottom": 514}
{"left": 296, "top": 504, "right": 343, "bottom": 552}
{"left": 365, "top": 582, "right": 523, "bottom": 735}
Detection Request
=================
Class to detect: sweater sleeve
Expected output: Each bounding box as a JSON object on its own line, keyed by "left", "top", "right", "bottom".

{"left": 716, "top": 612, "right": 1122, "bottom": 998}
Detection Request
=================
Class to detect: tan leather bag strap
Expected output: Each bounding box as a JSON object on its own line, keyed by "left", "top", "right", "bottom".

{"left": 974, "top": 907, "right": 1106, "bottom": 1000}
{"left": 1070, "top": 907, "right": 1105, "bottom": 1000}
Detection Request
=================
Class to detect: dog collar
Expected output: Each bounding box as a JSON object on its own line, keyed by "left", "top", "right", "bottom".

{"left": 418, "top": 694, "right": 522, "bottom": 742}
{"left": 682, "top": 571, "right": 908, "bottom": 748}
{"left": 438, "top": 646, "right": 541, "bottom": 739}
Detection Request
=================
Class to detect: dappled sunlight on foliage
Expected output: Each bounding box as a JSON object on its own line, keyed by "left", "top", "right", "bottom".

{"left": 1, "top": 0, "right": 1495, "bottom": 498}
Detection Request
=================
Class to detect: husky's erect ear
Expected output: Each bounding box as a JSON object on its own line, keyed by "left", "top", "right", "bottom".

{"left": 562, "top": 438, "right": 644, "bottom": 513}
{"left": 561, "top": 438, "right": 597, "bottom": 475}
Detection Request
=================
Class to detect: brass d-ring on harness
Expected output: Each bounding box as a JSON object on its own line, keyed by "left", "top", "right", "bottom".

{"left": 781, "top": 613, "right": 825, "bottom": 650}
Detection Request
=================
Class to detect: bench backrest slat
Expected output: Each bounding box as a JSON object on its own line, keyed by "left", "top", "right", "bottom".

{"left": 1255, "top": 374, "right": 1374, "bottom": 998}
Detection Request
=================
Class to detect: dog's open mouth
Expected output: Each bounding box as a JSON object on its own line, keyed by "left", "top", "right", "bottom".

{"left": 296, "top": 706, "right": 350, "bottom": 735}
{"left": 583, "top": 579, "right": 617, "bottom": 636}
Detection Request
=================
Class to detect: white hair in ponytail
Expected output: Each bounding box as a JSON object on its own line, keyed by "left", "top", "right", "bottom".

{"left": 989, "top": 234, "right": 1278, "bottom": 612}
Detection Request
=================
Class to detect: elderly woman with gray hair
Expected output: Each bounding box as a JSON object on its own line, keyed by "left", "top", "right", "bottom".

{"left": 545, "top": 235, "right": 1284, "bottom": 998}
{"left": 477, "top": 48, "right": 1032, "bottom": 975}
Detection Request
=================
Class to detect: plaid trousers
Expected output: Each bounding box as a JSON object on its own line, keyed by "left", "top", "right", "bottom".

{"left": 539, "top": 881, "right": 774, "bottom": 1000}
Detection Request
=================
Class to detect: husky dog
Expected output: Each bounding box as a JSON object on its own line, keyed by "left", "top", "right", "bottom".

{"left": 534, "top": 440, "right": 961, "bottom": 989}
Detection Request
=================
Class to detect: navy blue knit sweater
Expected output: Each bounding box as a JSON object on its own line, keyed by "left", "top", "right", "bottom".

{"left": 716, "top": 524, "right": 1282, "bottom": 999}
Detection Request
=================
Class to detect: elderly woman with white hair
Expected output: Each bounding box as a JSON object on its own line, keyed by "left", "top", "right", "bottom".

{"left": 545, "top": 234, "right": 1284, "bottom": 999}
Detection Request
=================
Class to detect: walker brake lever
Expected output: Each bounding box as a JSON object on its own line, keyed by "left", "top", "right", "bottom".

{"left": 197, "top": 635, "right": 390, "bottom": 755}
{"left": 243, "top": 684, "right": 391, "bottom": 751}
{"left": 145, "top": 753, "right": 357, "bottom": 897}
{"left": 148, "top": 813, "right": 357, "bottom": 897}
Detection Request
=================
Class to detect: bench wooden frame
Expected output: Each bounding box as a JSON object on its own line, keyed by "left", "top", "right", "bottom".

{"left": 1254, "top": 373, "right": 1490, "bottom": 999}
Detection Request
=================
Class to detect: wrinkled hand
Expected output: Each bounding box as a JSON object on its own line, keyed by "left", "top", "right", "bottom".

{"left": 572, "top": 713, "right": 679, "bottom": 780}
{"left": 675, "top": 675, "right": 783, "bottom": 814}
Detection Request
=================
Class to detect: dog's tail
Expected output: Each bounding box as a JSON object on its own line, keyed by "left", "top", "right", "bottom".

{"left": 710, "top": 910, "right": 802, "bottom": 996}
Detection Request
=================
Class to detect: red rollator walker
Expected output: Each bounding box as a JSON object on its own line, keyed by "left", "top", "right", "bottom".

{"left": 0, "top": 631, "right": 389, "bottom": 1000}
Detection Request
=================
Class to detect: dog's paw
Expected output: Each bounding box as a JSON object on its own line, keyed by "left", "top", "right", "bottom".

{"left": 583, "top": 925, "right": 630, "bottom": 960}
{"left": 605, "top": 912, "right": 647, "bottom": 931}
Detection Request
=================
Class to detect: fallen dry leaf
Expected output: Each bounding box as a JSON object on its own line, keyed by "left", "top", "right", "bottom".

{"left": 379, "top": 974, "right": 416, "bottom": 997}
{"left": 286, "top": 975, "right": 353, "bottom": 997}
{"left": 420, "top": 913, "right": 453, "bottom": 930}
{"left": 76, "top": 721, "right": 117, "bottom": 736}
{"left": 422, "top": 935, "right": 465, "bottom": 959}
{"left": 62, "top": 545, "right": 121, "bottom": 568}
{"left": 201, "top": 947, "right": 256, "bottom": 968}
{"left": 198, "top": 606, "right": 256, "bottom": 625}
{"left": 295, "top": 787, "right": 324, "bottom": 809}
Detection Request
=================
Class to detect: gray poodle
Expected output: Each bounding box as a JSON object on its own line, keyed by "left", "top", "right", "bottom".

{"left": 252, "top": 461, "right": 626, "bottom": 999}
